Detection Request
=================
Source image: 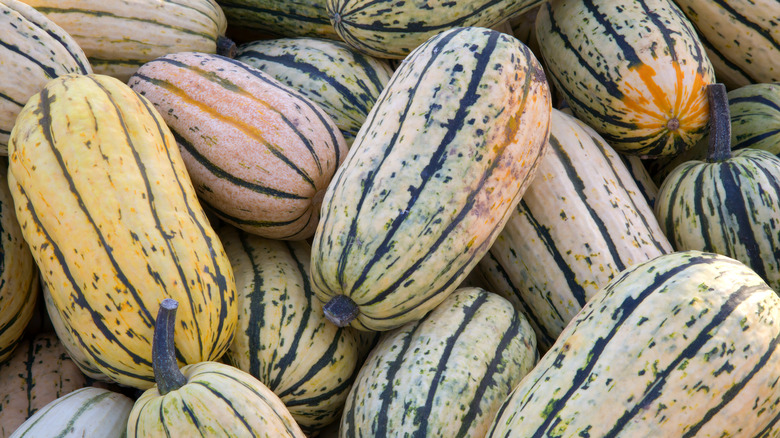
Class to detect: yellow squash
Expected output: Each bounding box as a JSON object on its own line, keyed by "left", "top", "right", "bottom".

{"left": 8, "top": 74, "right": 237, "bottom": 389}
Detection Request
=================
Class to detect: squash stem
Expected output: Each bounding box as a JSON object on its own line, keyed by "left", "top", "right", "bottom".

{"left": 153, "top": 298, "right": 187, "bottom": 395}
{"left": 217, "top": 35, "right": 237, "bottom": 59}
{"left": 323, "top": 295, "right": 359, "bottom": 327}
{"left": 706, "top": 83, "right": 731, "bottom": 163}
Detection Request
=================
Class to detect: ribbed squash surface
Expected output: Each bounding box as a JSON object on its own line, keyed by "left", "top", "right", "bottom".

{"left": 0, "top": 157, "right": 38, "bottom": 364}
{"left": 479, "top": 109, "right": 672, "bottom": 350}
{"left": 488, "top": 251, "right": 780, "bottom": 437}
{"left": 310, "top": 27, "right": 551, "bottom": 331}
{"left": 236, "top": 37, "right": 393, "bottom": 145}
{"left": 219, "top": 227, "right": 362, "bottom": 434}
{"left": 673, "top": 0, "right": 779, "bottom": 89}
{"left": 535, "top": 0, "right": 715, "bottom": 157}
{"left": 21, "top": 0, "right": 227, "bottom": 81}
{"left": 129, "top": 52, "right": 348, "bottom": 241}
{"left": 8, "top": 74, "right": 237, "bottom": 389}
{"left": 341, "top": 287, "right": 538, "bottom": 437}
{"left": 0, "top": 0, "right": 91, "bottom": 151}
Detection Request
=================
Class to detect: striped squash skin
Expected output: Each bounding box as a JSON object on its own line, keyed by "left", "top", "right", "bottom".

{"left": 655, "top": 148, "right": 780, "bottom": 291}
{"left": 128, "top": 52, "right": 348, "bottom": 241}
{"left": 341, "top": 287, "right": 538, "bottom": 438}
{"left": 488, "top": 251, "right": 780, "bottom": 437}
{"left": 9, "top": 387, "right": 133, "bottom": 438}
{"left": 326, "top": 0, "right": 543, "bottom": 58}
{"left": 0, "top": 333, "right": 88, "bottom": 438}
{"left": 729, "top": 83, "right": 780, "bottom": 153}
{"left": 21, "top": 0, "right": 228, "bottom": 82}
{"left": 217, "top": 0, "right": 339, "bottom": 39}
{"left": 236, "top": 37, "right": 394, "bottom": 145}
{"left": 218, "top": 226, "right": 362, "bottom": 434}
{"left": 477, "top": 109, "right": 672, "bottom": 351}
{"left": 128, "top": 361, "right": 306, "bottom": 437}
{"left": 0, "top": 157, "right": 38, "bottom": 364}
{"left": 0, "top": 0, "right": 91, "bottom": 151}
{"left": 644, "top": 83, "right": 780, "bottom": 184}
{"left": 673, "top": 0, "right": 779, "bottom": 90}
{"left": 620, "top": 154, "right": 659, "bottom": 208}
{"left": 40, "top": 281, "right": 105, "bottom": 381}
{"left": 535, "top": 0, "right": 715, "bottom": 157}
{"left": 7, "top": 74, "right": 237, "bottom": 389}
{"left": 310, "top": 27, "right": 552, "bottom": 332}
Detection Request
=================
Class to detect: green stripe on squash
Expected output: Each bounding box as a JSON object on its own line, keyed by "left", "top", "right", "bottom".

{"left": 654, "top": 84, "right": 780, "bottom": 291}
{"left": 534, "top": 0, "right": 715, "bottom": 157}
{"left": 487, "top": 251, "right": 780, "bottom": 437}
{"left": 310, "top": 26, "right": 551, "bottom": 331}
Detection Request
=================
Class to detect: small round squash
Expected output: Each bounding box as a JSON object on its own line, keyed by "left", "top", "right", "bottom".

{"left": 127, "top": 299, "right": 306, "bottom": 437}
{"left": 655, "top": 84, "right": 780, "bottom": 291}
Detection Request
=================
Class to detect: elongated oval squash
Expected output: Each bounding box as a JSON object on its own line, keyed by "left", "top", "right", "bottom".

{"left": 310, "top": 27, "right": 552, "bottom": 332}
{"left": 327, "top": 0, "right": 543, "bottom": 58}
{"left": 673, "top": 0, "right": 779, "bottom": 89}
{"left": 9, "top": 387, "right": 133, "bottom": 438}
{"left": 488, "top": 251, "right": 780, "bottom": 437}
{"left": 478, "top": 109, "right": 673, "bottom": 350}
{"left": 8, "top": 73, "right": 237, "bottom": 389}
{"left": 235, "top": 37, "right": 394, "bottom": 145}
{"left": 535, "top": 0, "right": 715, "bottom": 157}
{"left": 217, "top": 0, "right": 339, "bottom": 40}
{"left": 341, "top": 287, "right": 538, "bottom": 437}
{"left": 219, "top": 226, "right": 362, "bottom": 435}
{"left": 21, "top": 0, "right": 232, "bottom": 81}
{"left": 128, "top": 52, "right": 347, "bottom": 241}
{"left": 0, "top": 333, "right": 88, "bottom": 437}
{"left": 0, "top": 156, "right": 38, "bottom": 363}
{"left": 0, "top": 0, "right": 91, "bottom": 152}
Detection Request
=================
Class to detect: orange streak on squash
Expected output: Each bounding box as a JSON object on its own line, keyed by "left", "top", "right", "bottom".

{"left": 621, "top": 64, "right": 672, "bottom": 128}
{"left": 618, "top": 61, "right": 712, "bottom": 141}
{"left": 142, "top": 68, "right": 316, "bottom": 195}
{"left": 676, "top": 72, "right": 711, "bottom": 133}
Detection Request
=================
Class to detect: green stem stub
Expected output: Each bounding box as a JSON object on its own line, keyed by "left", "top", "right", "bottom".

{"left": 706, "top": 83, "right": 732, "bottom": 163}
{"left": 153, "top": 298, "right": 187, "bottom": 395}
{"left": 323, "top": 295, "right": 360, "bottom": 327}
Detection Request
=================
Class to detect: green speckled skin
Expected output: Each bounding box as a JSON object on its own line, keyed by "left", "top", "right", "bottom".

{"left": 655, "top": 148, "right": 780, "bottom": 291}
{"left": 535, "top": 0, "right": 715, "bottom": 157}
{"left": 8, "top": 74, "right": 237, "bottom": 390}
{"left": 128, "top": 362, "right": 306, "bottom": 437}
{"left": 488, "top": 251, "right": 780, "bottom": 437}
{"left": 327, "top": 0, "right": 542, "bottom": 58}
{"left": 219, "top": 226, "right": 362, "bottom": 435}
{"left": 643, "top": 83, "right": 780, "bottom": 184}
{"left": 310, "top": 27, "right": 552, "bottom": 332}
{"left": 341, "top": 288, "right": 538, "bottom": 438}
{"left": 236, "top": 37, "right": 394, "bottom": 145}
{"left": 217, "top": 0, "right": 340, "bottom": 39}
{"left": 673, "top": 0, "right": 779, "bottom": 90}
{"left": 0, "top": 0, "right": 91, "bottom": 151}
{"left": 728, "top": 84, "right": 780, "bottom": 154}
{"left": 478, "top": 109, "right": 672, "bottom": 351}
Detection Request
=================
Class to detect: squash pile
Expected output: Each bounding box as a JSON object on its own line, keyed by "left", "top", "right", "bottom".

{"left": 1, "top": 0, "right": 779, "bottom": 436}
